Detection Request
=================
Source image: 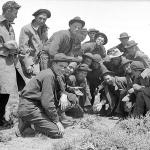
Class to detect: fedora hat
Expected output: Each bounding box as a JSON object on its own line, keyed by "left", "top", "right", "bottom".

{"left": 32, "top": 9, "right": 51, "bottom": 18}
{"left": 100, "top": 69, "right": 115, "bottom": 79}
{"left": 118, "top": 32, "right": 131, "bottom": 39}
{"left": 80, "top": 27, "right": 89, "bottom": 33}
{"left": 92, "top": 54, "right": 102, "bottom": 63}
{"left": 94, "top": 32, "right": 108, "bottom": 45}
{"left": 109, "top": 48, "right": 124, "bottom": 58}
{"left": 77, "top": 64, "right": 92, "bottom": 72}
{"left": 50, "top": 53, "right": 73, "bottom": 62}
{"left": 120, "top": 59, "right": 133, "bottom": 69}
{"left": 69, "top": 16, "right": 85, "bottom": 28}
{"left": 82, "top": 53, "right": 93, "bottom": 60}
{"left": 125, "top": 40, "right": 138, "bottom": 49}
{"left": 88, "top": 28, "right": 99, "bottom": 34}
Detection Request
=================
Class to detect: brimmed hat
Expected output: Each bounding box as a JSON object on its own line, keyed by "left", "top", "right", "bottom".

{"left": 100, "top": 69, "right": 115, "bottom": 79}
{"left": 50, "top": 53, "right": 72, "bottom": 62}
{"left": 80, "top": 27, "right": 89, "bottom": 33}
{"left": 120, "top": 59, "right": 133, "bottom": 69}
{"left": 32, "top": 9, "right": 51, "bottom": 18}
{"left": 82, "top": 53, "right": 93, "bottom": 60}
{"left": 92, "top": 54, "right": 102, "bottom": 63}
{"left": 118, "top": 32, "right": 131, "bottom": 39}
{"left": 109, "top": 48, "right": 124, "bottom": 58}
{"left": 94, "top": 32, "right": 108, "bottom": 45}
{"left": 130, "top": 61, "right": 145, "bottom": 71}
{"left": 88, "top": 28, "right": 99, "bottom": 34}
{"left": 125, "top": 40, "right": 138, "bottom": 49}
{"left": 69, "top": 16, "right": 85, "bottom": 28}
{"left": 68, "top": 62, "right": 78, "bottom": 69}
{"left": 77, "top": 64, "right": 92, "bottom": 72}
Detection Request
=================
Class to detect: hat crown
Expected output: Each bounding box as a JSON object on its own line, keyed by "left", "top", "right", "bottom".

{"left": 89, "top": 28, "right": 98, "bottom": 32}
{"left": 72, "top": 16, "right": 82, "bottom": 20}
{"left": 83, "top": 52, "right": 93, "bottom": 58}
{"left": 93, "top": 54, "right": 102, "bottom": 62}
{"left": 110, "top": 48, "right": 123, "bottom": 57}
{"left": 78, "top": 63, "right": 90, "bottom": 70}
{"left": 127, "top": 40, "right": 136, "bottom": 47}
{"left": 54, "top": 53, "right": 68, "bottom": 60}
{"left": 68, "top": 62, "right": 77, "bottom": 68}
{"left": 119, "top": 32, "right": 130, "bottom": 39}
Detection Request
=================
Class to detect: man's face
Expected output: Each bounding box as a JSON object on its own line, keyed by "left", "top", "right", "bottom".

{"left": 123, "top": 63, "right": 131, "bottom": 74}
{"left": 112, "top": 56, "right": 121, "bottom": 65}
{"left": 92, "top": 61, "right": 100, "bottom": 69}
{"left": 127, "top": 46, "right": 136, "bottom": 56}
{"left": 131, "top": 69, "right": 141, "bottom": 78}
{"left": 65, "top": 66, "right": 75, "bottom": 76}
{"left": 35, "top": 13, "right": 47, "bottom": 26}
{"left": 83, "top": 58, "right": 92, "bottom": 66}
{"left": 76, "top": 31, "right": 88, "bottom": 42}
{"left": 88, "top": 32, "right": 96, "bottom": 41}
{"left": 53, "top": 62, "right": 69, "bottom": 76}
{"left": 6, "top": 8, "right": 18, "bottom": 22}
{"left": 95, "top": 36, "right": 104, "bottom": 45}
{"left": 120, "top": 37, "right": 129, "bottom": 46}
{"left": 103, "top": 74, "right": 114, "bottom": 85}
{"left": 70, "top": 22, "right": 82, "bottom": 35}
{"left": 77, "top": 70, "right": 87, "bottom": 80}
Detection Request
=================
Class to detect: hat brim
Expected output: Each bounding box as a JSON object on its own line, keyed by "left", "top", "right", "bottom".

{"left": 118, "top": 36, "right": 131, "bottom": 39}
{"left": 50, "top": 59, "right": 73, "bottom": 62}
{"left": 120, "top": 60, "right": 133, "bottom": 69}
{"left": 88, "top": 30, "right": 99, "bottom": 34}
{"left": 77, "top": 68, "right": 92, "bottom": 72}
{"left": 82, "top": 54, "right": 93, "bottom": 60}
{"left": 32, "top": 9, "right": 51, "bottom": 18}
{"left": 101, "top": 71, "right": 115, "bottom": 79}
{"left": 109, "top": 52, "right": 124, "bottom": 58}
{"left": 125, "top": 43, "right": 138, "bottom": 49}
{"left": 69, "top": 19, "right": 85, "bottom": 28}
{"left": 95, "top": 32, "right": 108, "bottom": 45}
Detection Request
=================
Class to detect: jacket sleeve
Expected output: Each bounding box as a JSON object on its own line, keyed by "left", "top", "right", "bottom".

{"left": 140, "top": 55, "right": 150, "bottom": 69}
{"left": 19, "top": 27, "right": 34, "bottom": 68}
{"left": 101, "top": 45, "right": 106, "bottom": 58}
{"left": 43, "top": 32, "right": 63, "bottom": 57}
{"left": 41, "top": 75, "right": 59, "bottom": 123}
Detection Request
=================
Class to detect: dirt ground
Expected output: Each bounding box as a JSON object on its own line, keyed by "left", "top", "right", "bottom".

{"left": 0, "top": 115, "right": 118, "bottom": 150}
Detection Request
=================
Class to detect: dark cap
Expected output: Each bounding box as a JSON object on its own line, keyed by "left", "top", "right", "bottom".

{"left": 77, "top": 63, "right": 92, "bottom": 72}
{"left": 130, "top": 61, "right": 145, "bottom": 71}
{"left": 82, "top": 53, "right": 93, "bottom": 60}
{"left": 92, "top": 54, "right": 102, "bottom": 63}
{"left": 120, "top": 59, "right": 133, "bottom": 69}
{"left": 125, "top": 40, "right": 138, "bottom": 49}
{"left": 32, "top": 9, "right": 51, "bottom": 18}
{"left": 118, "top": 32, "right": 131, "bottom": 39}
{"left": 69, "top": 16, "right": 85, "bottom": 28}
{"left": 88, "top": 28, "right": 99, "bottom": 34}
{"left": 50, "top": 53, "right": 72, "bottom": 62}
{"left": 94, "top": 32, "right": 108, "bottom": 45}
{"left": 100, "top": 69, "right": 115, "bottom": 79}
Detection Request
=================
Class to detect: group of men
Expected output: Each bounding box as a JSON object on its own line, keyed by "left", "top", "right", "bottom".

{"left": 1, "top": 1, "right": 150, "bottom": 138}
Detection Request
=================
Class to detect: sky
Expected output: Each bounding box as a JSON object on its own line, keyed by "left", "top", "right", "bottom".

{"left": 0, "top": 0, "right": 150, "bottom": 55}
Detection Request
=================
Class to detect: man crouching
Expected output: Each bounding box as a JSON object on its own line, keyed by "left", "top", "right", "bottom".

{"left": 17, "top": 53, "right": 77, "bottom": 138}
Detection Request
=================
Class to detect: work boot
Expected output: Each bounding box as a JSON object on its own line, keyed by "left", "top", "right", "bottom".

{"left": 57, "top": 108, "right": 75, "bottom": 126}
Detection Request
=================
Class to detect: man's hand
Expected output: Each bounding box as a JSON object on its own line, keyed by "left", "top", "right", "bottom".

{"left": 122, "top": 95, "right": 130, "bottom": 102}
{"left": 56, "top": 122, "right": 64, "bottom": 136}
{"left": 128, "top": 88, "right": 134, "bottom": 94}
{"left": 9, "top": 49, "right": 18, "bottom": 55}
{"left": 133, "top": 84, "right": 142, "bottom": 91}
{"left": 26, "top": 65, "right": 34, "bottom": 74}
{"left": 59, "top": 94, "right": 68, "bottom": 111}
{"left": 3, "top": 40, "right": 18, "bottom": 50}
{"left": 120, "top": 88, "right": 126, "bottom": 95}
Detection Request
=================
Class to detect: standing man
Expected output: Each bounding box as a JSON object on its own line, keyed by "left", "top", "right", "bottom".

{"left": 82, "top": 32, "right": 108, "bottom": 59}
{"left": 84, "top": 28, "right": 99, "bottom": 43}
{"left": 18, "top": 53, "right": 77, "bottom": 138}
{"left": 41, "top": 16, "right": 85, "bottom": 69}
{"left": 107, "top": 32, "right": 131, "bottom": 56}
{"left": 19, "top": 9, "right": 51, "bottom": 82}
{"left": 125, "top": 40, "right": 150, "bottom": 68}
{"left": 0, "top": 1, "right": 26, "bottom": 126}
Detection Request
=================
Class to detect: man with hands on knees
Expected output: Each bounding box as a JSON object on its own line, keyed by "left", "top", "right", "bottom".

{"left": 17, "top": 53, "right": 77, "bottom": 138}
{"left": 129, "top": 61, "right": 150, "bottom": 117}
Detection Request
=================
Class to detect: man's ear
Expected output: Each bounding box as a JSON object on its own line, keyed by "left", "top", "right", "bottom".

{"left": 6, "top": 8, "right": 11, "bottom": 14}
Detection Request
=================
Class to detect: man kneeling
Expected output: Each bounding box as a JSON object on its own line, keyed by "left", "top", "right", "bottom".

{"left": 17, "top": 53, "right": 77, "bottom": 138}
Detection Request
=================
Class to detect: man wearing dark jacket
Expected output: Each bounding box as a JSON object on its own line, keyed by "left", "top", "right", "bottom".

{"left": 41, "top": 16, "right": 85, "bottom": 69}
{"left": 17, "top": 53, "right": 77, "bottom": 138}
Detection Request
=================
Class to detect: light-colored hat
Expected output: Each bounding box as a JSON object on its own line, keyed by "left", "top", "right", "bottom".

{"left": 109, "top": 48, "right": 124, "bottom": 58}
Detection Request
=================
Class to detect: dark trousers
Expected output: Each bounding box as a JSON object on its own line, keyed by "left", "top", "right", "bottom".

{"left": 133, "top": 92, "right": 150, "bottom": 117}
{"left": 0, "top": 94, "right": 9, "bottom": 119}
